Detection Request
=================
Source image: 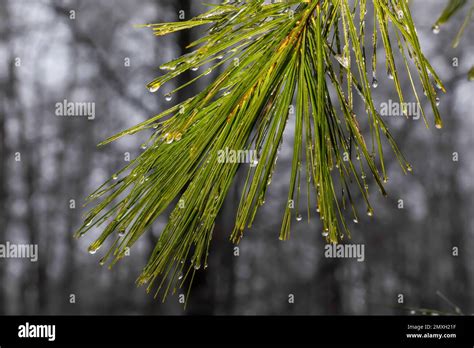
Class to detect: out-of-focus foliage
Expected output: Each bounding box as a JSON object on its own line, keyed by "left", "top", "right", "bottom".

{"left": 434, "top": 0, "right": 474, "bottom": 80}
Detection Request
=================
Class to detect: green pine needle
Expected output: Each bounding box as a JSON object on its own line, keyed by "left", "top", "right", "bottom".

{"left": 76, "top": 0, "right": 444, "bottom": 303}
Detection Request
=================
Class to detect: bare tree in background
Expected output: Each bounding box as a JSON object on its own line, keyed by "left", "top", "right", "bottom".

{"left": 0, "top": 0, "right": 11, "bottom": 314}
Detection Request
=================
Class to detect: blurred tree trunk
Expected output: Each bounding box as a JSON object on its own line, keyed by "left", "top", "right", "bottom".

{"left": 0, "top": 78, "right": 7, "bottom": 314}
{"left": 316, "top": 259, "right": 343, "bottom": 314}
{"left": 2, "top": 12, "right": 44, "bottom": 314}
{"left": 218, "top": 186, "right": 238, "bottom": 314}
{"left": 190, "top": 0, "right": 236, "bottom": 315}
{"left": 0, "top": 0, "right": 10, "bottom": 314}
{"left": 59, "top": 57, "right": 94, "bottom": 314}
{"left": 174, "top": 0, "right": 218, "bottom": 315}
{"left": 446, "top": 172, "right": 469, "bottom": 310}
{"left": 2, "top": 1, "right": 48, "bottom": 315}
{"left": 14, "top": 40, "right": 47, "bottom": 316}
{"left": 436, "top": 76, "right": 469, "bottom": 311}
{"left": 19, "top": 119, "right": 43, "bottom": 313}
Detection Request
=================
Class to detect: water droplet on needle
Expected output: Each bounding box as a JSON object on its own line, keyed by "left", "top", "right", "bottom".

{"left": 148, "top": 85, "right": 159, "bottom": 93}
{"left": 372, "top": 78, "right": 378, "bottom": 88}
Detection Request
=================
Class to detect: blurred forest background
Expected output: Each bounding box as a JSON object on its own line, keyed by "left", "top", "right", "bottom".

{"left": 0, "top": 0, "right": 473, "bottom": 315}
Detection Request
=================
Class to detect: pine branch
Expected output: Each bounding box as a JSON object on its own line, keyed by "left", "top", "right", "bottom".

{"left": 75, "top": 0, "right": 445, "bottom": 303}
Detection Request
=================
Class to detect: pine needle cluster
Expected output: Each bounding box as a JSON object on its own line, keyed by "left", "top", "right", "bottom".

{"left": 76, "top": 0, "right": 445, "bottom": 301}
